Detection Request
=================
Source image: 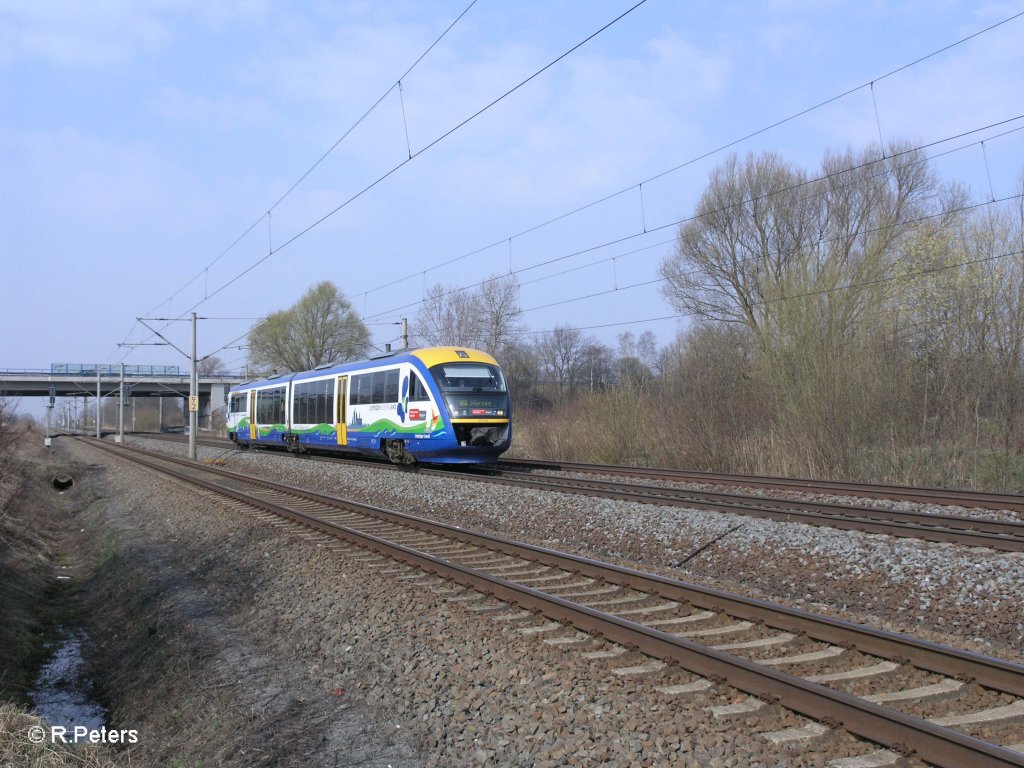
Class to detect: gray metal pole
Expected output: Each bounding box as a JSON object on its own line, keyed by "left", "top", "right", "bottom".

{"left": 118, "top": 362, "right": 125, "bottom": 443}
{"left": 131, "top": 397, "right": 136, "bottom": 432}
{"left": 46, "top": 383, "right": 54, "bottom": 446}
{"left": 96, "top": 369, "right": 101, "bottom": 438}
{"left": 189, "top": 311, "right": 198, "bottom": 461}
{"left": 401, "top": 317, "right": 409, "bottom": 349}
{"left": 158, "top": 397, "right": 163, "bottom": 432}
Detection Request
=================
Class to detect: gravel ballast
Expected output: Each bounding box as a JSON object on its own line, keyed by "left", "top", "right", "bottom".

{"left": 140, "top": 438, "right": 1024, "bottom": 662}
{"left": 57, "top": 435, "right": 1024, "bottom": 766}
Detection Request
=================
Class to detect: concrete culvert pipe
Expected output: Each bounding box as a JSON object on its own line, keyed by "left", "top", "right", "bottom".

{"left": 51, "top": 475, "right": 74, "bottom": 491}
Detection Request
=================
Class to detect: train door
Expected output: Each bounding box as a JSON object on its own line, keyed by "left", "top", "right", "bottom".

{"left": 249, "top": 391, "right": 257, "bottom": 441}
{"left": 336, "top": 376, "right": 348, "bottom": 446}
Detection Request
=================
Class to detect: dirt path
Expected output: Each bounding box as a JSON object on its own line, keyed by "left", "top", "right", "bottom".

{"left": 0, "top": 433, "right": 425, "bottom": 767}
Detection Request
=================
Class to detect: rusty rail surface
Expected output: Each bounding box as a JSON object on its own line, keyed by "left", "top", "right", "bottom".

{"left": 125, "top": 432, "right": 1024, "bottom": 553}
{"left": 450, "top": 465, "right": 1024, "bottom": 553}
{"left": 501, "top": 457, "right": 1024, "bottom": 513}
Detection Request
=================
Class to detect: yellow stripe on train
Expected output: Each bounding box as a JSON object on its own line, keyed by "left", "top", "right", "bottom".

{"left": 411, "top": 347, "right": 499, "bottom": 369}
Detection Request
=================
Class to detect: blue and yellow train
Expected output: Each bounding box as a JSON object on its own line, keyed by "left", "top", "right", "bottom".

{"left": 226, "top": 347, "right": 511, "bottom": 464}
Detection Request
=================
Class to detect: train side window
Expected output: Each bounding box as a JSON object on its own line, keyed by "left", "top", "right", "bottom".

{"left": 271, "top": 388, "right": 285, "bottom": 424}
{"left": 327, "top": 379, "right": 336, "bottom": 417}
{"left": 293, "top": 383, "right": 305, "bottom": 424}
{"left": 316, "top": 379, "right": 331, "bottom": 423}
{"left": 258, "top": 386, "right": 286, "bottom": 425}
{"left": 410, "top": 373, "right": 430, "bottom": 401}
{"left": 371, "top": 371, "right": 385, "bottom": 404}
{"left": 352, "top": 374, "right": 369, "bottom": 406}
{"left": 384, "top": 369, "right": 399, "bottom": 402}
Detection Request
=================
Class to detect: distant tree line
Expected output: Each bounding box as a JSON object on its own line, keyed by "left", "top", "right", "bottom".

{"left": 242, "top": 141, "right": 1024, "bottom": 490}
{"left": 413, "top": 143, "right": 1024, "bottom": 490}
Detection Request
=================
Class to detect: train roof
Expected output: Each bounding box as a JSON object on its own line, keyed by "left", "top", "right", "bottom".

{"left": 230, "top": 347, "right": 499, "bottom": 392}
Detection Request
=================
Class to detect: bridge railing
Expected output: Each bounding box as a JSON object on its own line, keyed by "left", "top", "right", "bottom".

{"left": 49, "top": 364, "right": 182, "bottom": 376}
{"left": 0, "top": 368, "right": 248, "bottom": 378}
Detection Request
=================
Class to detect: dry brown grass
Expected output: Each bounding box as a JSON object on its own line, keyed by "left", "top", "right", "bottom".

{"left": 0, "top": 444, "right": 61, "bottom": 701}
{"left": 510, "top": 385, "right": 1024, "bottom": 491}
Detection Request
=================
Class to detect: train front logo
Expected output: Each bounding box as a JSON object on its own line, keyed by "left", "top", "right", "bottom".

{"left": 396, "top": 375, "right": 410, "bottom": 423}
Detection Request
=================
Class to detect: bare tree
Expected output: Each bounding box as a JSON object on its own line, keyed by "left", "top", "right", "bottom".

{"left": 894, "top": 183, "right": 1024, "bottom": 483}
{"left": 414, "top": 275, "right": 522, "bottom": 355}
{"left": 579, "top": 341, "right": 616, "bottom": 394}
{"left": 659, "top": 144, "right": 937, "bottom": 349}
{"left": 249, "top": 282, "right": 370, "bottom": 373}
{"left": 477, "top": 275, "right": 523, "bottom": 355}
{"left": 539, "top": 326, "right": 585, "bottom": 401}
{"left": 499, "top": 338, "right": 544, "bottom": 408}
{"left": 197, "top": 355, "right": 224, "bottom": 375}
{"left": 0, "top": 395, "right": 20, "bottom": 477}
{"left": 414, "top": 284, "right": 483, "bottom": 348}
{"left": 615, "top": 331, "right": 657, "bottom": 388}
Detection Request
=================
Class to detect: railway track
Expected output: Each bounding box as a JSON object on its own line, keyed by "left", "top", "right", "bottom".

{"left": 121, "top": 432, "right": 1024, "bottom": 513}
{"left": 81, "top": 437, "right": 1024, "bottom": 768}
{"left": 500, "top": 458, "right": 1024, "bottom": 514}
{"left": 454, "top": 464, "right": 1024, "bottom": 553}
{"left": 126, "top": 433, "right": 1024, "bottom": 553}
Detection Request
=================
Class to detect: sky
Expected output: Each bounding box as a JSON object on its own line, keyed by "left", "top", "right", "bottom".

{"left": 3, "top": 0, "right": 1024, "bottom": 403}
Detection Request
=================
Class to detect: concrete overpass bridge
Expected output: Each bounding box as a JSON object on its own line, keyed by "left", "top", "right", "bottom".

{"left": 0, "top": 364, "right": 249, "bottom": 433}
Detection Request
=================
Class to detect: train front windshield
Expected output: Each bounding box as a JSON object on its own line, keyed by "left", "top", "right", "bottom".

{"left": 430, "top": 362, "right": 510, "bottom": 419}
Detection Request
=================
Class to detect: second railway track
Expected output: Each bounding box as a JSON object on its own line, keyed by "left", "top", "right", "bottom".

{"left": 500, "top": 457, "right": 1024, "bottom": 514}
{"left": 128, "top": 433, "right": 1024, "bottom": 553}
{"left": 82, "top": 437, "right": 1024, "bottom": 768}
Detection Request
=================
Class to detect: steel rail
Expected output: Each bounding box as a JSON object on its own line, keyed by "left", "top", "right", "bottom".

{"left": 127, "top": 433, "right": 1024, "bottom": 552}
{"left": 501, "top": 458, "right": 1024, "bottom": 512}
{"left": 80, "top": 437, "right": 1024, "bottom": 768}
{"left": 122, "top": 433, "right": 1024, "bottom": 512}
{"left": 85, "top": 438, "right": 1024, "bottom": 695}
{"left": 446, "top": 465, "right": 1024, "bottom": 552}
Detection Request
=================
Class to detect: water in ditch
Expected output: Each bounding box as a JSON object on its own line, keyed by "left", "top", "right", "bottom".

{"left": 28, "top": 626, "right": 107, "bottom": 739}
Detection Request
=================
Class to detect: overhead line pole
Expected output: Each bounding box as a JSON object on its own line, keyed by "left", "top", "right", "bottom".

{"left": 190, "top": 312, "right": 198, "bottom": 461}
{"left": 129, "top": 316, "right": 199, "bottom": 461}
{"left": 118, "top": 362, "right": 125, "bottom": 444}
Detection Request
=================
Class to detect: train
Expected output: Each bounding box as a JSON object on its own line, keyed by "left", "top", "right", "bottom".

{"left": 226, "top": 346, "right": 511, "bottom": 464}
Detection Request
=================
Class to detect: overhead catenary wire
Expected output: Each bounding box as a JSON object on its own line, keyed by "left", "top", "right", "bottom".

{"left": 515, "top": 193, "right": 1024, "bottom": 317}
{"left": 116, "top": 0, "right": 650, "bottom": 361}
{"left": 114, "top": 7, "right": 1024, "bottom": 367}
{"left": 361, "top": 117, "right": 1024, "bottom": 323}
{"left": 117, "top": 0, "right": 482, "bottom": 354}
{"left": 191, "top": 0, "right": 651, "bottom": 308}
{"left": 356, "top": 9, "right": 1024, "bottom": 302}
{"left": 503, "top": 244, "right": 1024, "bottom": 340}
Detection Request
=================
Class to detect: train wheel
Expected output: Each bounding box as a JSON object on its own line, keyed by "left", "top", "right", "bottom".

{"left": 384, "top": 439, "right": 415, "bottom": 465}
